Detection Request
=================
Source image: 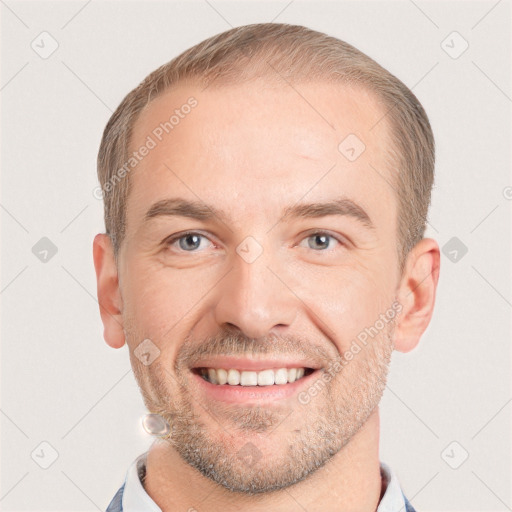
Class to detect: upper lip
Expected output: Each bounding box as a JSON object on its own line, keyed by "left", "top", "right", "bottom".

{"left": 191, "top": 357, "right": 322, "bottom": 372}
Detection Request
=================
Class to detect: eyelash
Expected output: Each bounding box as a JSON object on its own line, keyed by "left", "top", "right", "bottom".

{"left": 164, "top": 230, "right": 345, "bottom": 253}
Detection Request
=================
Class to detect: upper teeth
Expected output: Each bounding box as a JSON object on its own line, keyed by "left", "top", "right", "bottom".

{"left": 200, "top": 367, "right": 307, "bottom": 386}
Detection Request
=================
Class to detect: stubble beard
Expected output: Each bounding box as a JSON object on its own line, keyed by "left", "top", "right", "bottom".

{"left": 127, "top": 324, "right": 394, "bottom": 496}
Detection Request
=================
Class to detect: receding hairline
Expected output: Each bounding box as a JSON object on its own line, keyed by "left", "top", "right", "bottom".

{"left": 128, "top": 74, "right": 394, "bottom": 163}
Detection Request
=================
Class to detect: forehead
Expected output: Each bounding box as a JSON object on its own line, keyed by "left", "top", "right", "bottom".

{"left": 126, "top": 80, "right": 395, "bottom": 233}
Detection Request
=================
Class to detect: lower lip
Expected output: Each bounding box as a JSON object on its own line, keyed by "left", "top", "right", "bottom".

{"left": 191, "top": 369, "right": 320, "bottom": 404}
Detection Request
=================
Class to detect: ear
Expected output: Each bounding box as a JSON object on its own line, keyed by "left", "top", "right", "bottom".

{"left": 394, "top": 238, "right": 440, "bottom": 352}
{"left": 93, "top": 233, "right": 125, "bottom": 349}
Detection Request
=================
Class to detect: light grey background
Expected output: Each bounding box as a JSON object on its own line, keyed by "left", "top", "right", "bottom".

{"left": 1, "top": 0, "right": 511, "bottom": 510}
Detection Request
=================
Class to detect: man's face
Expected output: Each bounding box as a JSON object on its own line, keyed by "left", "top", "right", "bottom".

{"left": 119, "top": 80, "right": 401, "bottom": 493}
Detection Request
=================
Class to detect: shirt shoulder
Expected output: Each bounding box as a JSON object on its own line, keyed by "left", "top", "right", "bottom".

{"left": 105, "top": 482, "right": 125, "bottom": 512}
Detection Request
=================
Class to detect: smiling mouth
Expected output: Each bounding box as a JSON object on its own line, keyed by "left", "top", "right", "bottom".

{"left": 192, "top": 367, "right": 316, "bottom": 386}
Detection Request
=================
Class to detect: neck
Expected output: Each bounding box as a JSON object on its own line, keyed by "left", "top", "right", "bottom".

{"left": 145, "top": 408, "right": 383, "bottom": 512}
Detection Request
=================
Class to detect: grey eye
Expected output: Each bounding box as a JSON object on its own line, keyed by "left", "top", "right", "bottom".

{"left": 307, "top": 234, "right": 333, "bottom": 250}
{"left": 178, "top": 234, "right": 203, "bottom": 251}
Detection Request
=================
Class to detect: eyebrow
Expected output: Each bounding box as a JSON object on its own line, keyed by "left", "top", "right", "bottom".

{"left": 144, "top": 197, "right": 375, "bottom": 230}
{"left": 280, "top": 198, "right": 374, "bottom": 229}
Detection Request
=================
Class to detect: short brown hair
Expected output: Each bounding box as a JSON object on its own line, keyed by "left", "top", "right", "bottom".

{"left": 97, "top": 23, "right": 435, "bottom": 272}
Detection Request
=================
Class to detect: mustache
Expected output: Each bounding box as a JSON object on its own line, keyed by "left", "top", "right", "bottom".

{"left": 175, "top": 327, "right": 335, "bottom": 370}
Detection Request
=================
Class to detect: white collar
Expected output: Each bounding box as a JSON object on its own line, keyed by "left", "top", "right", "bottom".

{"left": 123, "top": 452, "right": 161, "bottom": 512}
{"left": 122, "top": 452, "right": 406, "bottom": 512}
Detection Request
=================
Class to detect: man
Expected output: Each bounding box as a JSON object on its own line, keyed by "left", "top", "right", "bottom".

{"left": 94, "top": 23, "right": 440, "bottom": 512}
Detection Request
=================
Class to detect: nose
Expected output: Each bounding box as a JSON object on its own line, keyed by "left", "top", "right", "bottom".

{"left": 212, "top": 248, "right": 298, "bottom": 340}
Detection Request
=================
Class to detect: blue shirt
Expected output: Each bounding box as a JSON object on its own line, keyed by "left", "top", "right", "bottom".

{"left": 106, "top": 452, "right": 416, "bottom": 512}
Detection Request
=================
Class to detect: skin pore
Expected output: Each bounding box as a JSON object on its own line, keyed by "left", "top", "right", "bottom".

{"left": 93, "top": 79, "right": 440, "bottom": 511}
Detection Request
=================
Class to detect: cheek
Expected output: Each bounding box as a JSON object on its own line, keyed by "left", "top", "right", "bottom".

{"left": 291, "top": 263, "right": 395, "bottom": 350}
{"left": 121, "top": 257, "right": 216, "bottom": 340}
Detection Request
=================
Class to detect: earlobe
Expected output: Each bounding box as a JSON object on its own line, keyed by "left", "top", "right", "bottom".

{"left": 93, "top": 233, "right": 126, "bottom": 349}
{"left": 394, "top": 238, "right": 440, "bottom": 353}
